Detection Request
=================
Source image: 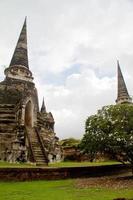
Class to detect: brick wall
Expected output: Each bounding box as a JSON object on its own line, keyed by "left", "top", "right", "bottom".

{"left": 0, "top": 164, "right": 131, "bottom": 181}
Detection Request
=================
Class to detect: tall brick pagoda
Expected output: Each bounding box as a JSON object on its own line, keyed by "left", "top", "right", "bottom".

{"left": 0, "top": 19, "right": 61, "bottom": 165}
{"left": 116, "top": 60, "right": 132, "bottom": 104}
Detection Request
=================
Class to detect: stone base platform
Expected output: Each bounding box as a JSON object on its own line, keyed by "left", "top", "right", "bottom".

{"left": 0, "top": 164, "right": 131, "bottom": 181}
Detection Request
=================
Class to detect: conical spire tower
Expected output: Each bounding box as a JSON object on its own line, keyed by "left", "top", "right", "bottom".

{"left": 9, "top": 17, "right": 28, "bottom": 68}
{"left": 116, "top": 60, "right": 132, "bottom": 104}
{"left": 41, "top": 98, "right": 46, "bottom": 113}
{"left": 4, "top": 18, "right": 33, "bottom": 82}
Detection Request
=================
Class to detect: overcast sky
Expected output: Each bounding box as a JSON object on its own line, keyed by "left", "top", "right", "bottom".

{"left": 0, "top": 0, "right": 133, "bottom": 139}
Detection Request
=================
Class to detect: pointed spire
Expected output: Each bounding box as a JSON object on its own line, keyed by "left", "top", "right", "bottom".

{"left": 9, "top": 17, "right": 29, "bottom": 68}
{"left": 41, "top": 97, "right": 46, "bottom": 113}
{"left": 116, "top": 60, "right": 132, "bottom": 104}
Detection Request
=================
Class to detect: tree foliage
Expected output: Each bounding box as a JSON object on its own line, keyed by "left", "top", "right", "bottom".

{"left": 80, "top": 104, "right": 133, "bottom": 164}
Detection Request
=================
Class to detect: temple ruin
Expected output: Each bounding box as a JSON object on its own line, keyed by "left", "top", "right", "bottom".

{"left": 0, "top": 19, "right": 61, "bottom": 165}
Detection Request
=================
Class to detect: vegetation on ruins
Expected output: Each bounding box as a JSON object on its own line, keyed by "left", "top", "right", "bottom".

{"left": 60, "top": 138, "right": 80, "bottom": 148}
{"left": 0, "top": 160, "right": 119, "bottom": 168}
{"left": 80, "top": 104, "right": 133, "bottom": 165}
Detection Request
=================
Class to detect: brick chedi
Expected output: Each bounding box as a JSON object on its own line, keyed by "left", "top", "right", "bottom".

{"left": 0, "top": 19, "right": 61, "bottom": 165}
{"left": 116, "top": 60, "right": 132, "bottom": 104}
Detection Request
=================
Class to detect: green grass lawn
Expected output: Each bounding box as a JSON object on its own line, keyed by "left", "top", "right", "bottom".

{"left": 49, "top": 161, "right": 120, "bottom": 167}
{"left": 0, "top": 179, "right": 132, "bottom": 200}
{"left": 0, "top": 161, "right": 132, "bottom": 200}
{"left": 0, "top": 160, "right": 120, "bottom": 168}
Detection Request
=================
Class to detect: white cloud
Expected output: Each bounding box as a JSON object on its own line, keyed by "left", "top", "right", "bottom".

{"left": 36, "top": 67, "right": 116, "bottom": 139}
{"left": 0, "top": 0, "right": 133, "bottom": 139}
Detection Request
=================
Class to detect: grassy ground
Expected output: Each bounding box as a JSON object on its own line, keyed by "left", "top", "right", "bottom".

{"left": 0, "top": 161, "right": 132, "bottom": 200}
{"left": 0, "top": 160, "right": 120, "bottom": 168}
{"left": 0, "top": 179, "right": 132, "bottom": 200}
{"left": 0, "top": 161, "right": 36, "bottom": 168}
{"left": 49, "top": 161, "right": 120, "bottom": 167}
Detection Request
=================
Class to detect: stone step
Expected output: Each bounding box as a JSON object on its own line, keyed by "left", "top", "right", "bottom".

{"left": 0, "top": 131, "right": 15, "bottom": 135}
{"left": 0, "top": 105, "right": 15, "bottom": 108}
{"left": 36, "top": 159, "right": 47, "bottom": 162}
{"left": 34, "top": 156, "right": 46, "bottom": 159}
{"left": 31, "top": 141, "right": 39, "bottom": 144}
{"left": 31, "top": 143, "right": 41, "bottom": 146}
{"left": 31, "top": 148, "right": 42, "bottom": 151}
{"left": 32, "top": 149, "right": 43, "bottom": 152}
{"left": 36, "top": 163, "right": 46, "bottom": 166}
{"left": 0, "top": 110, "right": 15, "bottom": 114}
{"left": 36, "top": 158, "right": 47, "bottom": 163}
{"left": 31, "top": 144, "right": 41, "bottom": 147}
{"left": 32, "top": 149, "right": 46, "bottom": 158}
{"left": 32, "top": 147, "right": 42, "bottom": 152}
{"left": 32, "top": 145, "right": 42, "bottom": 148}
{"left": 0, "top": 115, "right": 15, "bottom": 119}
{"left": 33, "top": 152, "right": 44, "bottom": 155}
{"left": 31, "top": 146, "right": 40, "bottom": 148}
{"left": 31, "top": 141, "right": 39, "bottom": 143}
{"left": 34, "top": 155, "right": 44, "bottom": 158}
{"left": 0, "top": 112, "right": 15, "bottom": 116}
{"left": 0, "top": 119, "right": 16, "bottom": 123}
{"left": 0, "top": 104, "right": 15, "bottom": 107}
{"left": 0, "top": 123, "right": 16, "bottom": 131}
{"left": 35, "top": 155, "right": 46, "bottom": 158}
{"left": 32, "top": 149, "right": 43, "bottom": 153}
{"left": 0, "top": 124, "right": 16, "bottom": 129}
{"left": 0, "top": 133, "right": 16, "bottom": 137}
{"left": 0, "top": 124, "right": 16, "bottom": 128}
{"left": 0, "top": 109, "right": 15, "bottom": 112}
{"left": 31, "top": 140, "right": 39, "bottom": 143}
{"left": 31, "top": 144, "right": 40, "bottom": 147}
{"left": 34, "top": 157, "right": 45, "bottom": 160}
{"left": 31, "top": 144, "right": 41, "bottom": 146}
{"left": 31, "top": 139, "right": 39, "bottom": 144}
{"left": 33, "top": 153, "right": 43, "bottom": 156}
{"left": 33, "top": 153, "right": 43, "bottom": 155}
{"left": 34, "top": 151, "right": 45, "bottom": 155}
{"left": 0, "top": 127, "right": 16, "bottom": 131}
{"left": 26, "top": 127, "right": 48, "bottom": 165}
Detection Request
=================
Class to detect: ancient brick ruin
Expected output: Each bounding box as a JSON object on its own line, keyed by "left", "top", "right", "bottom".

{"left": 0, "top": 19, "right": 61, "bottom": 165}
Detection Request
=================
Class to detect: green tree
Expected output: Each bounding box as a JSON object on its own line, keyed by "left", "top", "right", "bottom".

{"left": 80, "top": 104, "right": 133, "bottom": 165}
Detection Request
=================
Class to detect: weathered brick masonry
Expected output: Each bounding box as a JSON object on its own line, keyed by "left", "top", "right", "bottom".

{"left": 0, "top": 19, "right": 61, "bottom": 165}
{"left": 0, "top": 164, "right": 131, "bottom": 181}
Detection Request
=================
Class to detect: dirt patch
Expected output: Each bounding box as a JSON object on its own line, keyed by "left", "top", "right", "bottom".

{"left": 114, "top": 198, "right": 133, "bottom": 200}
{"left": 113, "top": 198, "right": 133, "bottom": 200}
{"left": 75, "top": 175, "right": 133, "bottom": 189}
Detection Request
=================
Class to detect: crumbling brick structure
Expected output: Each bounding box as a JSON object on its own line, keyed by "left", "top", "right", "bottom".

{"left": 0, "top": 19, "right": 61, "bottom": 165}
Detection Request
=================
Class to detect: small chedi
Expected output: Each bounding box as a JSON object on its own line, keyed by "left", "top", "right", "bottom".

{"left": 0, "top": 19, "right": 61, "bottom": 165}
